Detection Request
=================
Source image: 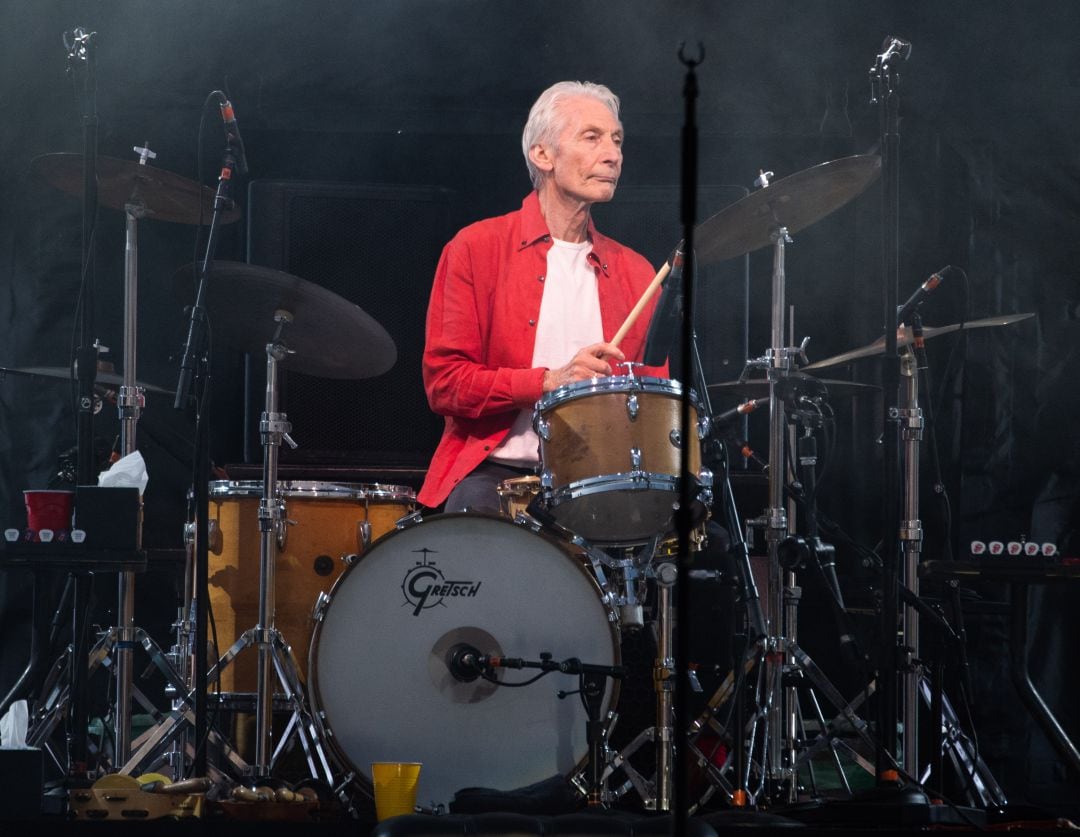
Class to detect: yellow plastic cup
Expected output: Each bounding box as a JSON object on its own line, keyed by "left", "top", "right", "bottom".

{"left": 370, "top": 761, "right": 421, "bottom": 821}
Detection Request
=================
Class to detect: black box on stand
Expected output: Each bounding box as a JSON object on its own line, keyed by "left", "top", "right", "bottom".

{"left": 75, "top": 486, "right": 140, "bottom": 550}
{"left": 0, "top": 747, "right": 44, "bottom": 818}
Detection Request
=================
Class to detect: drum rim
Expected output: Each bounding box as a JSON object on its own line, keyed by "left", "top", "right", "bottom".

{"left": 305, "top": 511, "right": 622, "bottom": 802}
{"left": 208, "top": 479, "right": 417, "bottom": 501}
{"left": 536, "top": 374, "right": 698, "bottom": 411}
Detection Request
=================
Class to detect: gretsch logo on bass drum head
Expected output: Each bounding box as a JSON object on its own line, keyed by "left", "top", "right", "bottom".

{"left": 401, "top": 548, "right": 482, "bottom": 616}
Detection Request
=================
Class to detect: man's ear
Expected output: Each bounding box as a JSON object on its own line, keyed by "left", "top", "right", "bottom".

{"left": 529, "top": 142, "right": 555, "bottom": 175}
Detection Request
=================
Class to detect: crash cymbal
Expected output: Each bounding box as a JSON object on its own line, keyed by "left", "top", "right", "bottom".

{"left": 172, "top": 261, "right": 396, "bottom": 380}
{"left": 30, "top": 153, "right": 241, "bottom": 225}
{"left": 803, "top": 312, "right": 1035, "bottom": 370}
{"left": 0, "top": 364, "right": 173, "bottom": 395}
{"left": 708, "top": 373, "right": 880, "bottom": 402}
{"left": 695, "top": 154, "right": 881, "bottom": 265}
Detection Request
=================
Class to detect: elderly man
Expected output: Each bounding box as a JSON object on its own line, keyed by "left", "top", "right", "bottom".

{"left": 418, "top": 80, "right": 666, "bottom": 513}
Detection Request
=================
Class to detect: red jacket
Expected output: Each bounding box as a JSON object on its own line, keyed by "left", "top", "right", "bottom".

{"left": 418, "top": 191, "right": 667, "bottom": 508}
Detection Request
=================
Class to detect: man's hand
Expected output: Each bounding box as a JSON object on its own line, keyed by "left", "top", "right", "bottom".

{"left": 542, "top": 342, "right": 625, "bottom": 392}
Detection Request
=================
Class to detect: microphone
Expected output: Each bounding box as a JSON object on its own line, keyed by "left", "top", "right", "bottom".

{"left": 446, "top": 643, "right": 487, "bottom": 682}
{"left": 897, "top": 266, "right": 952, "bottom": 324}
{"left": 877, "top": 35, "right": 912, "bottom": 66}
{"left": 218, "top": 99, "right": 249, "bottom": 175}
{"left": 712, "top": 397, "right": 767, "bottom": 426}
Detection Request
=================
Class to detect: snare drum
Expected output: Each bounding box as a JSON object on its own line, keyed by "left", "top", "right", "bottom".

{"left": 534, "top": 376, "right": 712, "bottom": 544}
{"left": 495, "top": 474, "right": 541, "bottom": 521}
{"left": 307, "top": 514, "right": 620, "bottom": 809}
{"left": 207, "top": 480, "right": 415, "bottom": 693}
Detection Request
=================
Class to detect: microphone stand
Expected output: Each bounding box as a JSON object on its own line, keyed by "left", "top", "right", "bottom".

{"left": 68, "top": 26, "right": 99, "bottom": 777}
{"left": 173, "top": 130, "right": 240, "bottom": 778}
{"left": 674, "top": 43, "right": 703, "bottom": 833}
{"left": 869, "top": 36, "right": 907, "bottom": 789}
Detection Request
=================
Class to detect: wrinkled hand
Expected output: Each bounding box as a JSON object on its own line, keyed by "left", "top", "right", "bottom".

{"left": 542, "top": 342, "right": 625, "bottom": 392}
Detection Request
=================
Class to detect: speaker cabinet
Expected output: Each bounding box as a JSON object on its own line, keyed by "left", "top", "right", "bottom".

{"left": 245, "top": 181, "right": 455, "bottom": 468}
{"left": 243, "top": 181, "right": 749, "bottom": 471}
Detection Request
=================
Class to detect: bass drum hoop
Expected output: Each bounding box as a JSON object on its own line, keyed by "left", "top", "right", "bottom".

{"left": 306, "top": 513, "right": 621, "bottom": 809}
{"left": 208, "top": 479, "right": 416, "bottom": 503}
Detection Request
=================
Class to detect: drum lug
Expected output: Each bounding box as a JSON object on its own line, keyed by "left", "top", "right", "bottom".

{"left": 698, "top": 415, "right": 710, "bottom": 440}
{"left": 357, "top": 520, "right": 372, "bottom": 552}
{"left": 540, "top": 470, "right": 554, "bottom": 489}
{"left": 278, "top": 517, "right": 296, "bottom": 551}
{"left": 312, "top": 590, "right": 331, "bottom": 622}
{"left": 188, "top": 519, "right": 223, "bottom": 555}
{"left": 626, "top": 392, "right": 639, "bottom": 421}
{"left": 699, "top": 467, "right": 714, "bottom": 489}
{"left": 396, "top": 509, "right": 424, "bottom": 529}
{"left": 630, "top": 447, "right": 642, "bottom": 470}
{"left": 534, "top": 415, "right": 551, "bottom": 442}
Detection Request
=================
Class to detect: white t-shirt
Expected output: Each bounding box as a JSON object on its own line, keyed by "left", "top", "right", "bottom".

{"left": 488, "top": 237, "right": 603, "bottom": 465}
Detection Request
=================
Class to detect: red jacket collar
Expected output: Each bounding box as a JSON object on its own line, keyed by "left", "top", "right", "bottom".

{"left": 517, "top": 191, "right": 612, "bottom": 276}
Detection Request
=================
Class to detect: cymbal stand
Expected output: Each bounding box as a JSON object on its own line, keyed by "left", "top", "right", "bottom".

{"left": 244, "top": 311, "right": 333, "bottom": 780}
{"left": 25, "top": 143, "right": 200, "bottom": 775}
{"left": 898, "top": 335, "right": 922, "bottom": 778}
{"left": 111, "top": 147, "right": 150, "bottom": 767}
{"left": 127, "top": 315, "right": 336, "bottom": 785}
{"left": 689, "top": 222, "right": 879, "bottom": 807}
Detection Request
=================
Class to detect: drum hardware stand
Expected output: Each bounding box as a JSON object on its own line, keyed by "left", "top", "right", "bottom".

{"left": 22, "top": 142, "right": 193, "bottom": 775}
{"left": 894, "top": 316, "right": 1006, "bottom": 806}
{"left": 898, "top": 587, "right": 1006, "bottom": 807}
{"left": 898, "top": 337, "right": 923, "bottom": 778}
{"left": 687, "top": 216, "right": 882, "bottom": 807}
{"left": 216, "top": 311, "right": 335, "bottom": 781}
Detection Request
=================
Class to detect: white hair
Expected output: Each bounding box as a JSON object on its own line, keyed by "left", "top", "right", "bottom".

{"left": 522, "top": 81, "right": 621, "bottom": 190}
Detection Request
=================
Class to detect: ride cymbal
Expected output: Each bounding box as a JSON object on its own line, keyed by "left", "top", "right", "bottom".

{"left": 30, "top": 153, "right": 241, "bottom": 225}
{"left": 803, "top": 313, "right": 1035, "bottom": 371}
{"left": 695, "top": 154, "right": 881, "bottom": 265}
{"left": 171, "top": 261, "right": 396, "bottom": 380}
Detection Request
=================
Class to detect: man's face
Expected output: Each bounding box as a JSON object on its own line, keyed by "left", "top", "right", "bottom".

{"left": 543, "top": 95, "right": 623, "bottom": 204}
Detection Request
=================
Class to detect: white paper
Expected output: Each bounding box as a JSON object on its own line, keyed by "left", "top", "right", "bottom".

{"left": 0, "top": 699, "right": 29, "bottom": 749}
{"left": 97, "top": 450, "right": 149, "bottom": 495}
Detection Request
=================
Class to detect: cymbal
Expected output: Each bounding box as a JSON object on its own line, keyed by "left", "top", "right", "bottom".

{"left": 172, "top": 261, "right": 396, "bottom": 380}
{"left": 708, "top": 373, "right": 880, "bottom": 402}
{"left": 695, "top": 154, "right": 881, "bottom": 265}
{"left": 803, "top": 313, "right": 1036, "bottom": 370}
{"left": 0, "top": 364, "right": 173, "bottom": 395}
{"left": 30, "top": 153, "right": 241, "bottom": 225}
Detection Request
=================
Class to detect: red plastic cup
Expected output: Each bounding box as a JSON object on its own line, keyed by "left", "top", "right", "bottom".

{"left": 23, "top": 490, "right": 75, "bottom": 541}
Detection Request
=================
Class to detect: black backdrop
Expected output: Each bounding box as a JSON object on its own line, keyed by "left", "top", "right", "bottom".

{"left": 1, "top": 0, "right": 1078, "bottom": 814}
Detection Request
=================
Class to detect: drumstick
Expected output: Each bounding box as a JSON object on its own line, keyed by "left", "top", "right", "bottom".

{"left": 610, "top": 252, "right": 679, "bottom": 349}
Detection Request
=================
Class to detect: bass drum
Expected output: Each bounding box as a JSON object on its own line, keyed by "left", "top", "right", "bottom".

{"left": 307, "top": 514, "right": 620, "bottom": 810}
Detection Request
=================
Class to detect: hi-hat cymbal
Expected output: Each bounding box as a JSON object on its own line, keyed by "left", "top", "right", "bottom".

{"left": 0, "top": 364, "right": 173, "bottom": 394}
{"left": 695, "top": 154, "right": 881, "bottom": 265}
{"left": 30, "top": 153, "right": 241, "bottom": 225}
{"left": 708, "top": 373, "right": 880, "bottom": 402}
{"left": 172, "top": 261, "right": 396, "bottom": 380}
{"left": 803, "top": 313, "right": 1036, "bottom": 371}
